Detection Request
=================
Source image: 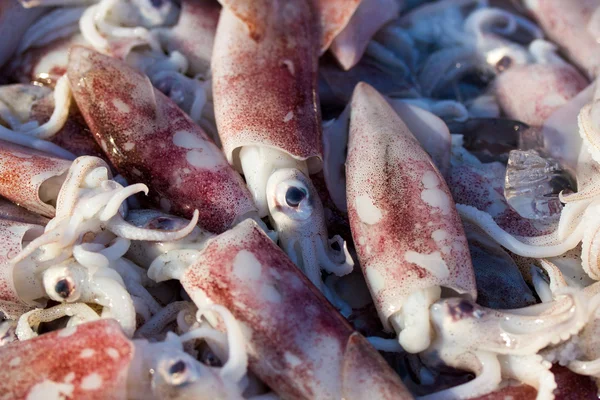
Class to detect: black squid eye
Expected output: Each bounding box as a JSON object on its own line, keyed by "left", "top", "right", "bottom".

{"left": 285, "top": 187, "right": 307, "bottom": 207}
{"left": 169, "top": 360, "right": 187, "bottom": 376}
{"left": 54, "top": 278, "right": 74, "bottom": 299}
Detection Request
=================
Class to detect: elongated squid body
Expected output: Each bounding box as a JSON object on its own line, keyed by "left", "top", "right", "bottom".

{"left": 149, "top": 218, "right": 411, "bottom": 399}
{"left": 67, "top": 46, "right": 255, "bottom": 234}
{"left": 494, "top": 41, "right": 589, "bottom": 127}
{"left": 0, "top": 317, "right": 250, "bottom": 400}
{"left": 345, "top": 83, "right": 476, "bottom": 354}
{"left": 523, "top": 0, "right": 600, "bottom": 79}
{"left": 212, "top": 1, "right": 353, "bottom": 294}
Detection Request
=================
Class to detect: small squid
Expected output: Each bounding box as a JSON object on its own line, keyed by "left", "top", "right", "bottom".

{"left": 212, "top": 0, "right": 353, "bottom": 293}
{"left": 67, "top": 46, "right": 254, "bottom": 235}
{"left": 345, "top": 83, "right": 477, "bottom": 353}
{"left": 421, "top": 290, "right": 591, "bottom": 400}
{"left": 148, "top": 218, "right": 412, "bottom": 399}
{"left": 0, "top": 310, "right": 255, "bottom": 400}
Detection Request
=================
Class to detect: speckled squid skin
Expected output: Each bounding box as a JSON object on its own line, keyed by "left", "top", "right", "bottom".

{"left": 0, "top": 140, "right": 71, "bottom": 218}
{"left": 345, "top": 83, "right": 476, "bottom": 330}
{"left": 212, "top": 0, "right": 323, "bottom": 169}
{"left": 0, "top": 219, "right": 43, "bottom": 319}
{"left": 524, "top": 0, "right": 600, "bottom": 78}
{"left": 0, "top": 319, "right": 133, "bottom": 400}
{"left": 181, "top": 219, "right": 411, "bottom": 400}
{"left": 495, "top": 63, "right": 589, "bottom": 127}
{"left": 67, "top": 46, "right": 256, "bottom": 234}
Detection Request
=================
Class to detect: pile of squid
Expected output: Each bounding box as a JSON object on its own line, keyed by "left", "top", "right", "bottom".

{"left": 2, "top": 0, "right": 600, "bottom": 399}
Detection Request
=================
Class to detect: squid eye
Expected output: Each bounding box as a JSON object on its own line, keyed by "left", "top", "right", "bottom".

{"left": 54, "top": 278, "right": 75, "bottom": 299}
{"left": 169, "top": 360, "right": 187, "bottom": 375}
{"left": 285, "top": 186, "right": 307, "bottom": 207}
{"left": 166, "top": 359, "right": 194, "bottom": 386}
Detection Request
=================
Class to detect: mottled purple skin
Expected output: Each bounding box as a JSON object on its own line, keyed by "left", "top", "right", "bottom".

{"left": 0, "top": 319, "right": 133, "bottom": 400}
{"left": 67, "top": 46, "right": 256, "bottom": 234}
{"left": 0, "top": 140, "right": 71, "bottom": 218}
{"left": 3, "top": 35, "right": 86, "bottom": 87}
{"left": 213, "top": 1, "right": 323, "bottom": 167}
{"left": 182, "top": 219, "right": 411, "bottom": 400}
{"left": 346, "top": 83, "right": 476, "bottom": 330}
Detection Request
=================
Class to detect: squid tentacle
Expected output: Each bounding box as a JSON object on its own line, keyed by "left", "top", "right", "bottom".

{"left": 16, "top": 303, "right": 99, "bottom": 340}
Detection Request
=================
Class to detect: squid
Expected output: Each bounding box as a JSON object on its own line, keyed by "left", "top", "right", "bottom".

{"left": 322, "top": 93, "right": 453, "bottom": 214}
{"left": 67, "top": 46, "right": 255, "bottom": 235}
{"left": 345, "top": 82, "right": 476, "bottom": 353}
{"left": 0, "top": 146, "right": 198, "bottom": 335}
{"left": 0, "top": 311, "right": 257, "bottom": 399}
{"left": 148, "top": 218, "right": 412, "bottom": 399}
{"left": 212, "top": 0, "right": 353, "bottom": 293}
{"left": 421, "top": 290, "right": 591, "bottom": 399}
{"left": 0, "top": 219, "right": 45, "bottom": 320}
{"left": 523, "top": 0, "right": 600, "bottom": 79}
{"left": 0, "top": 140, "right": 72, "bottom": 218}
